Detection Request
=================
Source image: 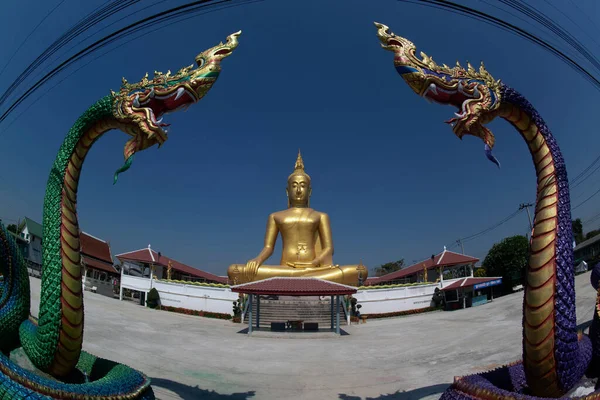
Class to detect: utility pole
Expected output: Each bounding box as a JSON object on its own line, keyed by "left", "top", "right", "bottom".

{"left": 519, "top": 203, "right": 534, "bottom": 233}
{"left": 456, "top": 238, "right": 465, "bottom": 254}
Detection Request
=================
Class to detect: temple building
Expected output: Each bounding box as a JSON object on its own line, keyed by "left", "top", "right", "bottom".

{"left": 80, "top": 232, "right": 119, "bottom": 297}
{"left": 366, "top": 248, "right": 479, "bottom": 286}
{"left": 13, "top": 217, "right": 44, "bottom": 277}
{"left": 116, "top": 245, "right": 227, "bottom": 284}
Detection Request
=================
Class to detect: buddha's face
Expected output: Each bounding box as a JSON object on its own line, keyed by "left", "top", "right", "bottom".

{"left": 286, "top": 174, "right": 311, "bottom": 207}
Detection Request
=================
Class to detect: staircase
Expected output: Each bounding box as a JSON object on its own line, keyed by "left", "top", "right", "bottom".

{"left": 246, "top": 296, "right": 339, "bottom": 326}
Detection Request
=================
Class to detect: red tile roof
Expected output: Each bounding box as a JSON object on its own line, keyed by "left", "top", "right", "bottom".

{"left": 369, "top": 250, "right": 479, "bottom": 285}
{"left": 441, "top": 277, "right": 502, "bottom": 291}
{"left": 80, "top": 232, "right": 112, "bottom": 264}
{"left": 231, "top": 277, "right": 357, "bottom": 296}
{"left": 115, "top": 247, "right": 227, "bottom": 284}
{"left": 82, "top": 255, "right": 118, "bottom": 274}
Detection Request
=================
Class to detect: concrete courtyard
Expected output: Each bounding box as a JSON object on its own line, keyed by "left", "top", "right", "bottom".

{"left": 26, "top": 273, "right": 597, "bottom": 400}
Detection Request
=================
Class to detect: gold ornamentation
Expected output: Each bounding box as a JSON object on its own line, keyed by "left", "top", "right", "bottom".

{"left": 227, "top": 151, "right": 367, "bottom": 286}
{"left": 374, "top": 22, "right": 502, "bottom": 149}
{"left": 111, "top": 30, "right": 241, "bottom": 162}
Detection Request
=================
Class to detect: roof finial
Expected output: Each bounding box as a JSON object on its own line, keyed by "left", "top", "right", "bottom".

{"left": 443, "top": 245, "right": 446, "bottom": 251}
{"left": 148, "top": 244, "right": 151, "bottom": 249}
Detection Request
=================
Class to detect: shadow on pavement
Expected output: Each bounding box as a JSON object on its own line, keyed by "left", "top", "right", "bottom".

{"left": 339, "top": 383, "right": 451, "bottom": 400}
{"left": 236, "top": 327, "right": 350, "bottom": 335}
{"left": 150, "top": 378, "right": 256, "bottom": 399}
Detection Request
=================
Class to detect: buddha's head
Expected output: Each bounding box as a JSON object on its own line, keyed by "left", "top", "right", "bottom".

{"left": 286, "top": 150, "right": 312, "bottom": 208}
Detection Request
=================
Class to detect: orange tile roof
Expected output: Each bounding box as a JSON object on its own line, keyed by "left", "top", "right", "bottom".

{"left": 82, "top": 255, "right": 118, "bottom": 274}
{"left": 115, "top": 247, "right": 227, "bottom": 284}
{"left": 80, "top": 232, "right": 112, "bottom": 264}
{"left": 369, "top": 250, "right": 478, "bottom": 284}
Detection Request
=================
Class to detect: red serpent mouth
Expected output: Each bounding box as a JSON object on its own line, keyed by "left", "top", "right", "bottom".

{"left": 132, "top": 86, "right": 198, "bottom": 137}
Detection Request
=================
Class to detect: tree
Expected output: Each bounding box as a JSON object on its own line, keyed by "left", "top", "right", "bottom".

{"left": 585, "top": 230, "right": 600, "bottom": 241}
{"left": 6, "top": 224, "right": 17, "bottom": 234}
{"left": 573, "top": 219, "right": 584, "bottom": 245}
{"left": 483, "top": 235, "right": 529, "bottom": 294}
{"left": 373, "top": 259, "right": 405, "bottom": 277}
{"left": 474, "top": 268, "right": 487, "bottom": 277}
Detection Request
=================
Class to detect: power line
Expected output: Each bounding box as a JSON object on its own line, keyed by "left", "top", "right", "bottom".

{"left": 1, "top": 0, "right": 258, "bottom": 132}
{"left": 572, "top": 186, "right": 600, "bottom": 211}
{"left": 519, "top": 202, "right": 533, "bottom": 232}
{"left": 0, "top": 0, "right": 140, "bottom": 108}
{"left": 461, "top": 209, "right": 523, "bottom": 243}
{"left": 542, "top": 0, "right": 600, "bottom": 51}
{"left": 499, "top": 0, "right": 600, "bottom": 73}
{"left": 584, "top": 211, "right": 600, "bottom": 225}
{"left": 565, "top": 0, "right": 600, "bottom": 38}
{"left": 0, "top": 0, "right": 257, "bottom": 128}
{"left": 399, "top": 0, "right": 600, "bottom": 90}
{"left": 0, "top": 0, "right": 66, "bottom": 80}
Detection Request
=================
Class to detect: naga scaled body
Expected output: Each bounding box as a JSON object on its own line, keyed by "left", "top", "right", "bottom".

{"left": 375, "top": 22, "right": 598, "bottom": 399}
{"left": 0, "top": 31, "right": 240, "bottom": 399}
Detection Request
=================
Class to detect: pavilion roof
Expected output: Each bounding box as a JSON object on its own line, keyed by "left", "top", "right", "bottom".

{"left": 115, "top": 247, "right": 227, "bottom": 284}
{"left": 80, "top": 231, "right": 113, "bottom": 264}
{"left": 231, "top": 277, "right": 357, "bottom": 296}
{"left": 369, "top": 249, "right": 478, "bottom": 285}
{"left": 82, "top": 255, "right": 118, "bottom": 275}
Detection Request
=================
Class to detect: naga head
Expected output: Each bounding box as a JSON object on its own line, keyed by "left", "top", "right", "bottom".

{"left": 374, "top": 22, "right": 503, "bottom": 167}
{"left": 110, "top": 30, "right": 241, "bottom": 182}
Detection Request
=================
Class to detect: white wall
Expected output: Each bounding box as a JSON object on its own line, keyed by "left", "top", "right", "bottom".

{"left": 83, "top": 275, "right": 114, "bottom": 297}
{"left": 355, "top": 283, "right": 439, "bottom": 314}
{"left": 153, "top": 280, "right": 238, "bottom": 315}
{"left": 121, "top": 275, "right": 152, "bottom": 292}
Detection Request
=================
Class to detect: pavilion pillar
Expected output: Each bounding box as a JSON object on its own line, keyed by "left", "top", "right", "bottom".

{"left": 119, "top": 263, "right": 124, "bottom": 301}
{"left": 462, "top": 290, "right": 466, "bottom": 309}
{"left": 248, "top": 294, "right": 254, "bottom": 334}
{"left": 330, "top": 295, "right": 334, "bottom": 330}
{"left": 256, "top": 295, "right": 260, "bottom": 329}
{"left": 336, "top": 295, "right": 340, "bottom": 335}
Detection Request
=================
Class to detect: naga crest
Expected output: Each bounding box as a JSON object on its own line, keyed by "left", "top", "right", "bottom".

{"left": 374, "top": 22, "right": 503, "bottom": 165}
{"left": 110, "top": 30, "right": 241, "bottom": 181}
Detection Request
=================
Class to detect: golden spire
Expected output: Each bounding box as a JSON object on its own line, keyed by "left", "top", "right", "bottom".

{"left": 294, "top": 149, "right": 305, "bottom": 172}
{"left": 288, "top": 149, "right": 311, "bottom": 181}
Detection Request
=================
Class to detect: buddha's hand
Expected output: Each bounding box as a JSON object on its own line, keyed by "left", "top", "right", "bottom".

{"left": 245, "top": 259, "right": 261, "bottom": 280}
{"left": 295, "top": 259, "right": 321, "bottom": 268}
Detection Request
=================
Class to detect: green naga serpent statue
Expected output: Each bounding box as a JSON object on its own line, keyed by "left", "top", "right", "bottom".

{"left": 0, "top": 30, "right": 240, "bottom": 399}
{"left": 375, "top": 22, "right": 600, "bottom": 399}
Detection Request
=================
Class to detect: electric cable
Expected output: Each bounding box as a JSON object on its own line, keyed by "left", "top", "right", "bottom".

{"left": 0, "top": 0, "right": 256, "bottom": 128}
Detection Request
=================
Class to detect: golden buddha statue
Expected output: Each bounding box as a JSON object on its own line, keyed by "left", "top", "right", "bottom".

{"left": 227, "top": 151, "right": 368, "bottom": 286}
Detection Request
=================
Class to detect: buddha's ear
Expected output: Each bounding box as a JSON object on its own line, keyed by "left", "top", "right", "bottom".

{"left": 286, "top": 187, "right": 290, "bottom": 208}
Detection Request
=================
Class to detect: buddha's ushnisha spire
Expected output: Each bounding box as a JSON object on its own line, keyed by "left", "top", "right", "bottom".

{"left": 294, "top": 149, "right": 305, "bottom": 172}
{"left": 288, "top": 149, "right": 311, "bottom": 181}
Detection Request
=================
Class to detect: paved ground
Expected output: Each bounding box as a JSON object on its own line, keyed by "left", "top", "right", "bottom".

{"left": 25, "top": 272, "right": 598, "bottom": 400}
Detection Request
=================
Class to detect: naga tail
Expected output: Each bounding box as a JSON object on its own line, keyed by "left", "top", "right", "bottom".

{"left": 0, "top": 223, "right": 30, "bottom": 355}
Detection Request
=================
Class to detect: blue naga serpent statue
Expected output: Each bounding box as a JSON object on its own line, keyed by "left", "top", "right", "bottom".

{"left": 0, "top": 31, "right": 240, "bottom": 398}
{"left": 375, "top": 22, "right": 600, "bottom": 399}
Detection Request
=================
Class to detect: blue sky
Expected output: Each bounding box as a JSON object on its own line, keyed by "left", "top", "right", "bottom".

{"left": 1, "top": 0, "right": 599, "bottom": 275}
